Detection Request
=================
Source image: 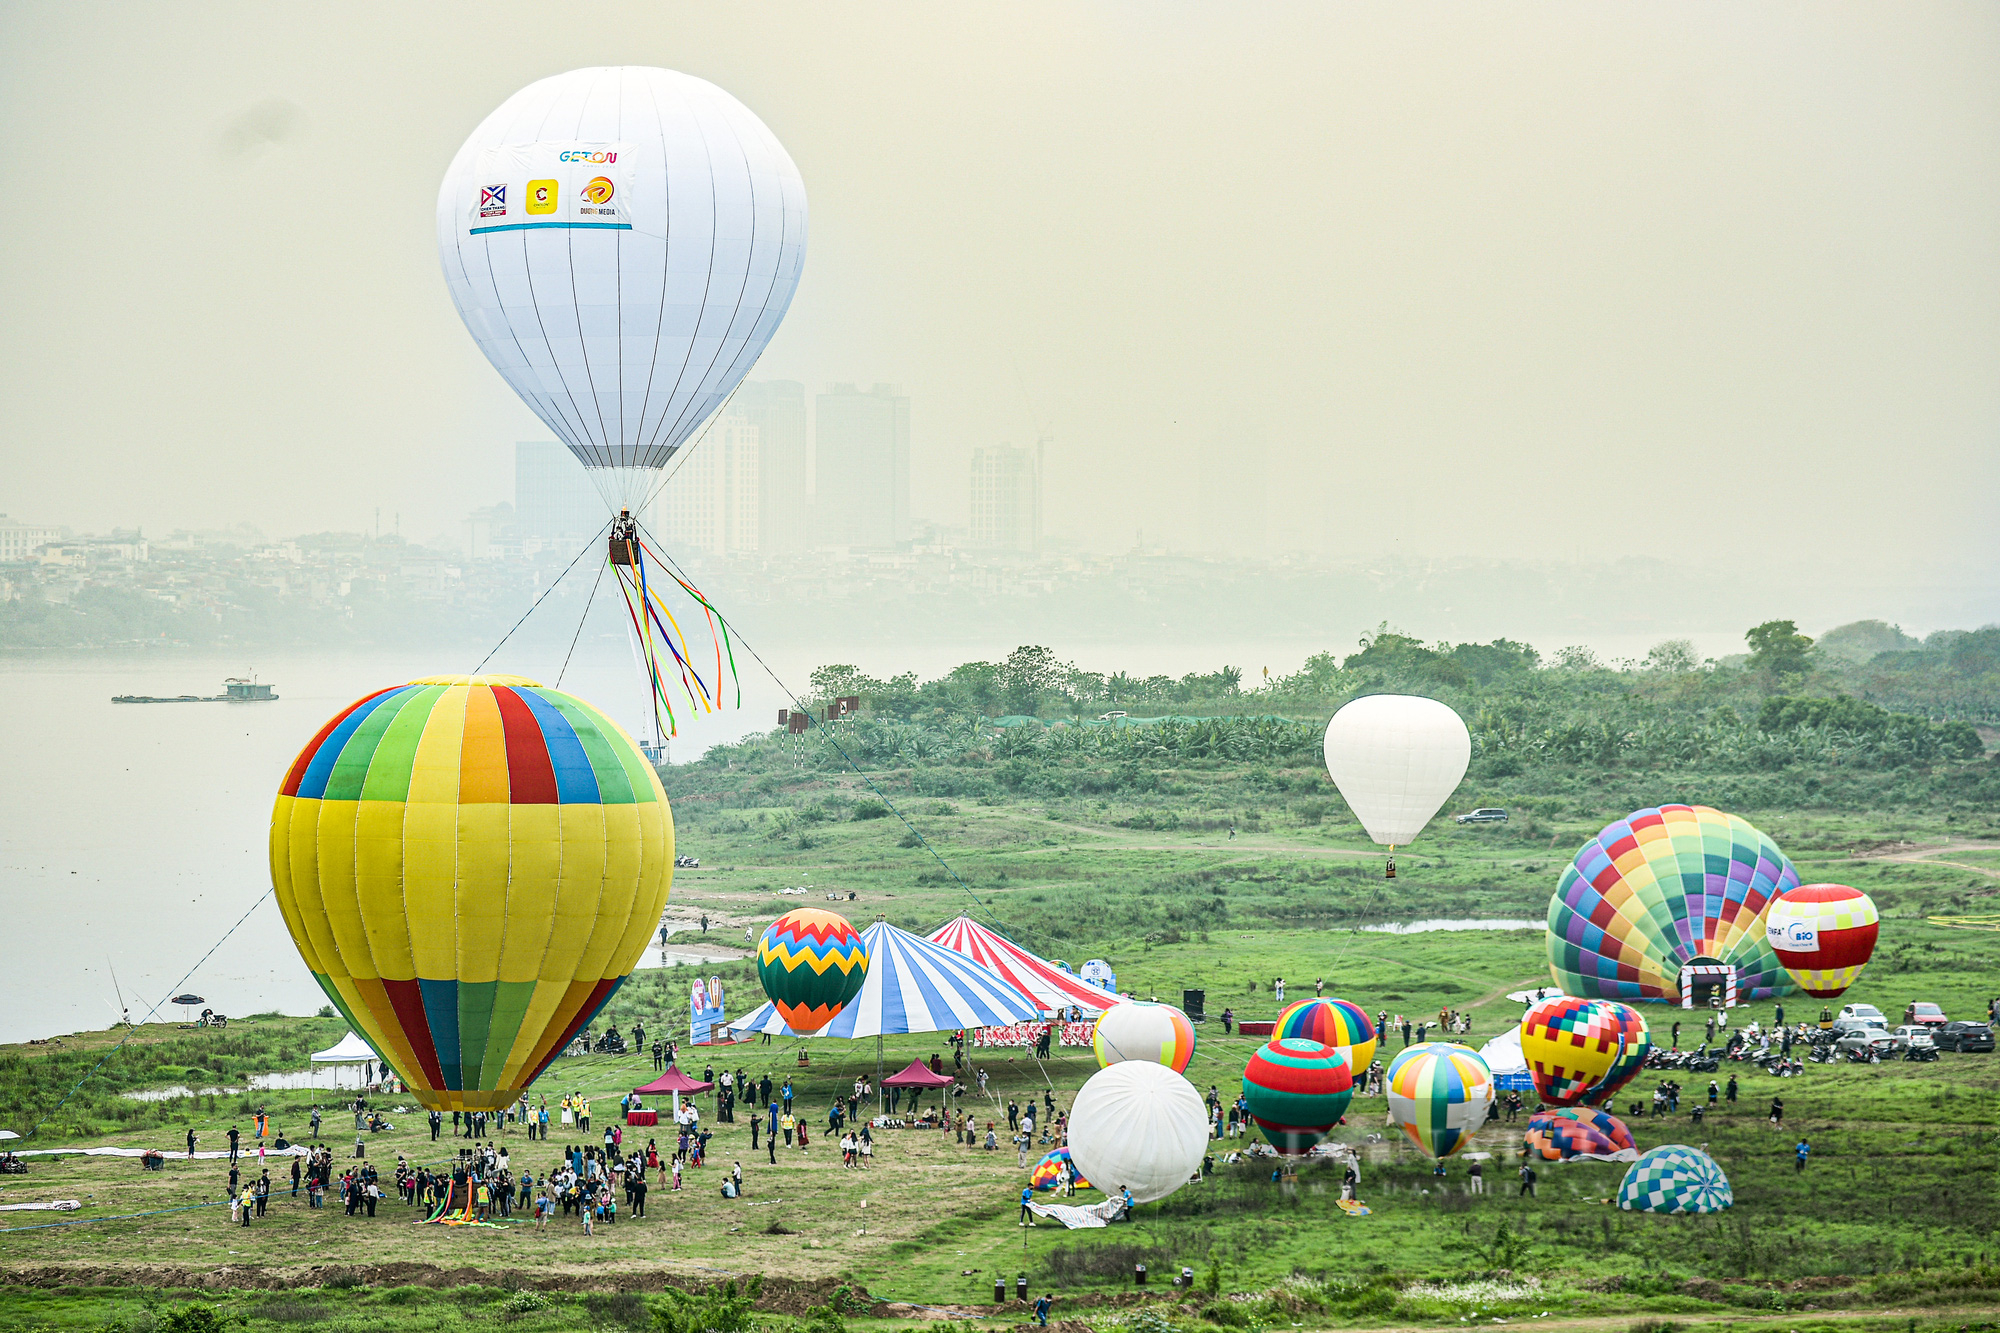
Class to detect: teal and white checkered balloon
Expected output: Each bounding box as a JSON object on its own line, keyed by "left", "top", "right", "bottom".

{"left": 1616, "top": 1144, "right": 1732, "bottom": 1214}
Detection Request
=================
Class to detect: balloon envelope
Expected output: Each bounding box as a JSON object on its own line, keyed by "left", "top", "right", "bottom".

{"left": 1579, "top": 1002, "right": 1651, "bottom": 1107}
{"left": 1524, "top": 1107, "right": 1638, "bottom": 1162}
{"left": 270, "top": 676, "right": 674, "bottom": 1111}
{"left": 1547, "top": 805, "right": 1797, "bottom": 1004}
{"left": 1275, "top": 997, "right": 1377, "bottom": 1076}
{"left": 1520, "top": 996, "right": 1626, "bottom": 1108}
{"left": 1242, "top": 1039, "right": 1353, "bottom": 1157}
{"left": 1092, "top": 1001, "right": 1196, "bottom": 1073}
{"left": 438, "top": 67, "right": 808, "bottom": 512}
{"left": 756, "top": 909, "right": 867, "bottom": 1032}
{"left": 1763, "top": 884, "right": 1879, "bottom": 998}
{"left": 1029, "top": 1147, "right": 1090, "bottom": 1192}
{"left": 1385, "top": 1042, "right": 1493, "bottom": 1159}
{"left": 1617, "top": 1144, "right": 1732, "bottom": 1214}
{"left": 1066, "top": 1063, "right": 1209, "bottom": 1204}
{"left": 1321, "top": 695, "right": 1471, "bottom": 847}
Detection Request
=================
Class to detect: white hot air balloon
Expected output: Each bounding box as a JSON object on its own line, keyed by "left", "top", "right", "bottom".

{"left": 438, "top": 65, "right": 806, "bottom": 525}
{"left": 1322, "top": 694, "right": 1471, "bottom": 878}
{"left": 1065, "top": 1062, "right": 1210, "bottom": 1205}
{"left": 437, "top": 67, "right": 806, "bottom": 739}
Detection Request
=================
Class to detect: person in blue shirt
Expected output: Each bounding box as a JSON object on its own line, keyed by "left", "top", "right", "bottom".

{"left": 1795, "top": 1138, "right": 1810, "bottom": 1173}
{"left": 1019, "top": 1185, "right": 1035, "bottom": 1227}
{"left": 1033, "top": 1294, "right": 1053, "bottom": 1326}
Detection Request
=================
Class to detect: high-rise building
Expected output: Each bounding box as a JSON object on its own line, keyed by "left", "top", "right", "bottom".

{"left": 813, "top": 384, "right": 910, "bottom": 548}
{"left": 515, "top": 442, "right": 606, "bottom": 553}
{"left": 0, "top": 515, "right": 61, "bottom": 562}
{"left": 734, "top": 381, "right": 808, "bottom": 551}
{"left": 969, "top": 444, "right": 1037, "bottom": 550}
{"left": 658, "top": 414, "right": 760, "bottom": 557}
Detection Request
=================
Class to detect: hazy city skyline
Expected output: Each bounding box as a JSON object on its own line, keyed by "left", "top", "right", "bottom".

{"left": 4, "top": 4, "right": 1998, "bottom": 596}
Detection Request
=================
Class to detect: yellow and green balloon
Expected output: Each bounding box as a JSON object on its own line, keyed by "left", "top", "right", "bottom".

{"left": 271, "top": 676, "right": 674, "bottom": 1111}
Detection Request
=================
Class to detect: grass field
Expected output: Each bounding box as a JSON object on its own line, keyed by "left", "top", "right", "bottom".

{"left": 3, "top": 751, "right": 1999, "bottom": 1330}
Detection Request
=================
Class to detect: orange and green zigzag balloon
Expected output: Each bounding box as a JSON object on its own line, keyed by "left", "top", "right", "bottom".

{"left": 757, "top": 908, "right": 867, "bottom": 1031}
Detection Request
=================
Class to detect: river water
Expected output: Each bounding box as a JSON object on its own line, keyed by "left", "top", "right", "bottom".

{"left": 1, "top": 635, "right": 1385, "bottom": 1045}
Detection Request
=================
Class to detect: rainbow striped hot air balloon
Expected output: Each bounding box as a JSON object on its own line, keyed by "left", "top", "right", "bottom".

{"left": 271, "top": 676, "right": 673, "bottom": 1112}
{"left": 1092, "top": 1000, "right": 1196, "bottom": 1072}
{"left": 757, "top": 909, "right": 867, "bottom": 1031}
{"left": 1385, "top": 1042, "right": 1493, "bottom": 1159}
{"left": 1242, "top": 1039, "right": 1353, "bottom": 1157}
{"left": 1275, "top": 997, "right": 1377, "bottom": 1076}
{"left": 1547, "top": 805, "right": 1797, "bottom": 1005}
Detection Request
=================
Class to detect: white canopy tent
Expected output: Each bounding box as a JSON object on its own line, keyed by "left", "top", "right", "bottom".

{"left": 307, "top": 1031, "right": 381, "bottom": 1092}
{"left": 310, "top": 1031, "right": 377, "bottom": 1064}
{"left": 1477, "top": 1026, "right": 1536, "bottom": 1091}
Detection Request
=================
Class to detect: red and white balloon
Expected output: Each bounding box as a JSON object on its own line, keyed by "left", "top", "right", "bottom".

{"left": 1763, "top": 883, "right": 1879, "bottom": 999}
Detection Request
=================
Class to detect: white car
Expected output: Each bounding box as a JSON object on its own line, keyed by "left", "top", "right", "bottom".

{"left": 1838, "top": 1002, "right": 1888, "bottom": 1027}
{"left": 1890, "top": 1025, "right": 1937, "bottom": 1051}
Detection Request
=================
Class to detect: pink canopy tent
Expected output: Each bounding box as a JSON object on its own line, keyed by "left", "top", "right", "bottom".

{"left": 927, "top": 915, "right": 1124, "bottom": 1014}
{"left": 632, "top": 1065, "right": 713, "bottom": 1122}
{"left": 881, "top": 1058, "right": 955, "bottom": 1088}
{"left": 633, "top": 1066, "right": 713, "bottom": 1095}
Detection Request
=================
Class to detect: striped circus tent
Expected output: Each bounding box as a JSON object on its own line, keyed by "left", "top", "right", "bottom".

{"left": 927, "top": 915, "right": 1124, "bottom": 1014}
{"left": 729, "top": 920, "right": 1041, "bottom": 1039}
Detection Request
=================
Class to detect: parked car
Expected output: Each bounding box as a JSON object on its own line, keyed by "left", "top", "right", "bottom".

{"left": 1937, "top": 1021, "right": 1995, "bottom": 1053}
{"left": 1889, "top": 1025, "right": 1937, "bottom": 1052}
{"left": 1098, "top": 711, "right": 1129, "bottom": 720}
{"left": 1834, "top": 1025, "right": 1897, "bottom": 1056}
{"left": 1903, "top": 1001, "right": 1948, "bottom": 1028}
{"left": 1455, "top": 808, "right": 1509, "bottom": 824}
{"left": 1838, "top": 1003, "right": 1888, "bottom": 1027}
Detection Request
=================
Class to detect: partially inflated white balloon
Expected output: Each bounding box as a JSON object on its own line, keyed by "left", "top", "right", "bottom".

{"left": 1065, "top": 1062, "right": 1209, "bottom": 1205}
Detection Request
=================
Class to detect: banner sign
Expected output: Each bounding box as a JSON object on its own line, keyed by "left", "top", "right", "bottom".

{"left": 466, "top": 141, "right": 638, "bottom": 236}
{"left": 690, "top": 975, "right": 727, "bottom": 1046}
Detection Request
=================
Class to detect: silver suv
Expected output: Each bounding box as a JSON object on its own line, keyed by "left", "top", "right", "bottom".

{"left": 1455, "top": 808, "right": 1509, "bottom": 824}
{"left": 1889, "top": 1025, "right": 1937, "bottom": 1051}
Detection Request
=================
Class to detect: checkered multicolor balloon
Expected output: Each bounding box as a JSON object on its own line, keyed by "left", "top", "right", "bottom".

{"left": 1524, "top": 1107, "right": 1636, "bottom": 1162}
{"left": 1028, "top": 1147, "right": 1089, "bottom": 1192}
{"left": 1520, "top": 996, "right": 1625, "bottom": 1107}
{"left": 1616, "top": 1144, "right": 1732, "bottom": 1214}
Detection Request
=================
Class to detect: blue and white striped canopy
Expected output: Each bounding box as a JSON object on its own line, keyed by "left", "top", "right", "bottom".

{"left": 730, "top": 920, "right": 1041, "bottom": 1039}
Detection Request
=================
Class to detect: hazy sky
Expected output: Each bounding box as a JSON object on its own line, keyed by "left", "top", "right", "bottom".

{"left": 3, "top": 3, "right": 1997, "bottom": 578}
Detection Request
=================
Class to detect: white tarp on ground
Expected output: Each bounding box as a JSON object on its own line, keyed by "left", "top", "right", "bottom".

{"left": 15, "top": 1145, "right": 311, "bottom": 1159}
{"left": 0, "top": 1200, "right": 80, "bottom": 1211}
{"left": 310, "top": 1031, "right": 378, "bottom": 1064}
{"left": 1026, "top": 1196, "right": 1128, "bottom": 1229}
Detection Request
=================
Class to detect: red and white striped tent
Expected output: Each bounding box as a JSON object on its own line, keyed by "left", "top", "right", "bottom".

{"left": 927, "top": 915, "right": 1125, "bottom": 1015}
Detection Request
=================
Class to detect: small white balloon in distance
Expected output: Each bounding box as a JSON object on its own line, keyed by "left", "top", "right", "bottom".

{"left": 1322, "top": 694, "right": 1472, "bottom": 847}
{"left": 1065, "top": 1062, "right": 1210, "bottom": 1205}
{"left": 437, "top": 67, "right": 808, "bottom": 514}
